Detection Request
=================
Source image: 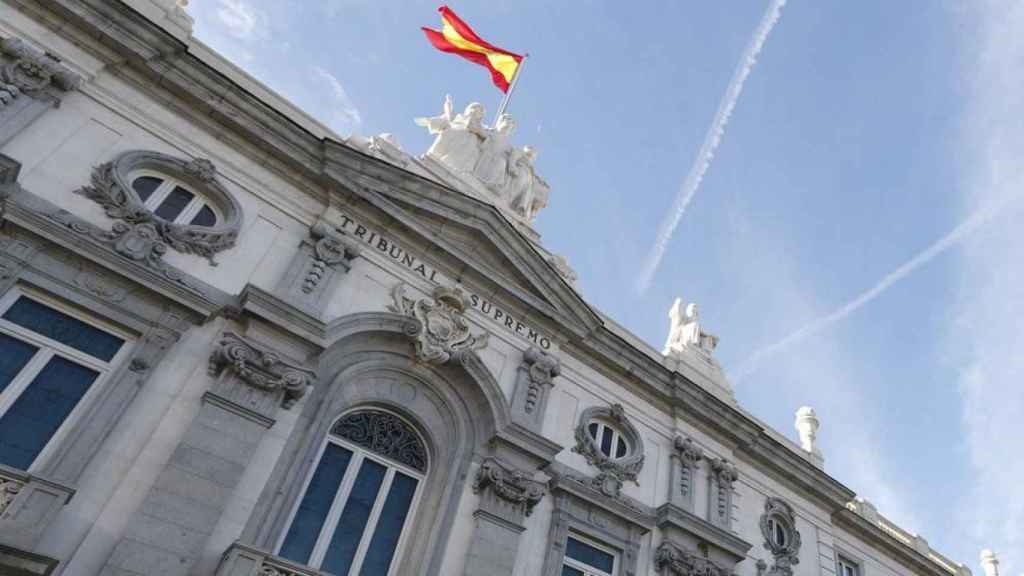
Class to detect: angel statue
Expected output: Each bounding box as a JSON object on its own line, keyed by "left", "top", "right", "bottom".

{"left": 508, "top": 146, "right": 550, "bottom": 222}
{"left": 663, "top": 298, "right": 719, "bottom": 356}
{"left": 415, "top": 95, "right": 487, "bottom": 175}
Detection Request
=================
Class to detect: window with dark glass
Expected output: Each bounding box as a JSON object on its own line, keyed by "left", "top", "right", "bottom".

{"left": 0, "top": 292, "right": 127, "bottom": 470}
{"left": 129, "top": 173, "right": 219, "bottom": 227}
{"left": 279, "top": 410, "right": 426, "bottom": 576}
{"left": 587, "top": 420, "right": 628, "bottom": 459}
{"left": 562, "top": 535, "right": 617, "bottom": 576}
{"left": 767, "top": 517, "right": 788, "bottom": 547}
{"left": 837, "top": 556, "right": 859, "bottom": 576}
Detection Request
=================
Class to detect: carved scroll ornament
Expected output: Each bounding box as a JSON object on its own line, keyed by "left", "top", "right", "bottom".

{"left": 522, "top": 346, "right": 560, "bottom": 414}
{"left": 0, "top": 476, "right": 22, "bottom": 517}
{"left": 388, "top": 282, "right": 488, "bottom": 364}
{"left": 655, "top": 542, "right": 732, "bottom": 576}
{"left": 0, "top": 38, "right": 80, "bottom": 96}
{"left": 472, "top": 457, "right": 546, "bottom": 517}
{"left": 207, "top": 332, "right": 315, "bottom": 409}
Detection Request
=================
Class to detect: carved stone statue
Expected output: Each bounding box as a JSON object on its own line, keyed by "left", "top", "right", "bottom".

{"left": 415, "top": 94, "right": 487, "bottom": 175}
{"left": 473, "top": 113, "right": 516, "bottom": 192}
{"left": 663, "top": 297, "right": 719, "bottom": 357}
{"left": 508, "top": 146, "right": 549, "bottom": 222}
{"left": 413, "top": 95, "right": 551, "bottom": 227}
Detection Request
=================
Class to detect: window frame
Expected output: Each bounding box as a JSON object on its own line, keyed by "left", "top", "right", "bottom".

{"left": 587, "top": 419, "right": 628, "bottom": 460}
{"left": 837, "top": 555, "right": 860, "bottom": 576}
{"left": 129, "top": 169, "right": 222, "bottom": 227}
{"left": 562, "top": 533, "right": 619, "bottom": 576}
{"left": 0, "top": 286, "right": 134, "bottom": 472}
{"left": 276, "top": 409, "right": 427, "bottom": 576}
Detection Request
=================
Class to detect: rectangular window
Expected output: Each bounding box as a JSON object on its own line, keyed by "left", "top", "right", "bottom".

{"left": 837, "top": 557, "right": 859, "bottom": 576}
{"left": 0, "top": 290, "right": 129, "bottom": 471}
{"left": 563, "top": 535, "right": 617, "bottom": 576}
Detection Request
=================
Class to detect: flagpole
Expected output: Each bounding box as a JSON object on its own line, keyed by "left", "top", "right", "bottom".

{"left": 494, "top": 53, "right": 527, "bottom": 123}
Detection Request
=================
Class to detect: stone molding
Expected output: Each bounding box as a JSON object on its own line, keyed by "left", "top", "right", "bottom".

{"left": 542, "top": 464, "right": 655, "bottom": 576}
{"left": 0, "top": 465, "right": 75, "bottom": 553}
{"left": 572, "top": 403, "right": 645, "bottom": 498}
{"left": 208, "top": 332, "right": 316, "bottom": 410}
{"left": 214, "top": 542, "right": 322, "bottom": 576}
{"left": 510, "top": 346, "right": 560, "bottom": 430}
{"left": 760, "top": 497, "right": 801, "bottom": 576}
{"left": 74, "top": 150, "right": 243, "bottom": 265}
{"left": 708, "top": 458, "right": 738, "bottom": 529}
{"left": 388, "top": 282, "right": 488, "bottom": 365}
{"left": 472, "top": 456, "right": 546, "bottom": 519}
{"left": 655, "top": 503, "right": 753, "bottom": 566}
{"left": 654, "top": 541, "right": 733, "bottom": 576}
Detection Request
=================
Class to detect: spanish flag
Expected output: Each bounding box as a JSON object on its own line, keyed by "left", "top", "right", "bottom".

{"left": 422, "top": 6, "right": 524, "bottom": 93}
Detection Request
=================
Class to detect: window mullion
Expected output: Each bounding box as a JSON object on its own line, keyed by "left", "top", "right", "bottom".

{"left": 175, "top": 197, "right": 204, "bottom": 225}
{"left": 351, "top": 466, "right": 396, "bottom": 575}
{"left": 144, "top": 181, "right": 175, "bottom": 211}
{"left": 0, "top": 348, "right": 53, "bottom": 418}
{"left": 310, "top": 450, "right": 364, "bottom": 568}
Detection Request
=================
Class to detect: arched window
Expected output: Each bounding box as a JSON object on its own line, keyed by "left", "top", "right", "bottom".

{"left": 75, "top": 151, "right": 243, "bottom": 264}
{"left": 587, "top": 419, "right": 629, "bottom": 459}
{"left": 278, "top": 409, "right": 427, "bottom": 575}
{"left": 129, "top": 172, "right": 219, "bottom": 227}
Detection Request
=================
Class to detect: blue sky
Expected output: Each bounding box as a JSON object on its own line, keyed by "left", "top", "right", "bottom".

{"left": 190, "top": 1, "right": 1021, "bottom": 571}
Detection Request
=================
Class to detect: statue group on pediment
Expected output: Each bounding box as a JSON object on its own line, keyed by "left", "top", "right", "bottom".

{"left": 416, "top": 95, "right": 549, "bottom": 223}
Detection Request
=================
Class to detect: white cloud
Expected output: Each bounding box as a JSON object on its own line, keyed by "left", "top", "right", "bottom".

{"left": 636, "top": 0, "right": 787, "bottom": 294}
{"left": 949, "top": 0, "right": 1024, "bottom": 571}
{"left": 216, "top": 0, "right": 267, "bottom": 40}
{"left": 722, "top": 210, "right": 922, "bottom": 534}
{"left": 312, "top": 66, "right": 362, "bottom": 133}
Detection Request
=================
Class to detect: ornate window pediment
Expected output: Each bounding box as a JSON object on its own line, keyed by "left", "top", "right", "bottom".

{"left": 572, "top": 403, "right": 644, "bottom": 497}
{"left": 760, "top": 497, "right": 802, "bottom": 576}
{"left": 75, "top": 151, "right": 243, "bottom": 265}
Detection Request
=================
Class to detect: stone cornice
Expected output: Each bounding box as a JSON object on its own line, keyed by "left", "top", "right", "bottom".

{"left": 832, "top": 508, "right": 957, "bottom": 576}
{"left": 548, "top": 462, "right": 655, "bottom": 531}
{"left": 656, "top": 503, "right": 752, "bottom": 562}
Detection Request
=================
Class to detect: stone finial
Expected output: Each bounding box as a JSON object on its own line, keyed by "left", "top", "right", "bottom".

{"left": 794, "top": 406, "right": 821, "bottom": 456}
{"left": 980, "top": 550, "right": 1000, "bottom": 576}
{"left": 663, "top": 297, "right": 719, "bottom": 357}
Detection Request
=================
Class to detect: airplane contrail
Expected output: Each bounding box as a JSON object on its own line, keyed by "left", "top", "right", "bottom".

{"left": 636, "top": 0, "right": 788, "bottom": 294}
{"left": 729, "top": 193, "right": 1017, "bottom": 382}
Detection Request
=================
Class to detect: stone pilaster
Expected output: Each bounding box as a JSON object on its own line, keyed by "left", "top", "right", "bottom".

{"left": 0, "top": 37, "right": 81, "bottom": 146}
{"left": 462, "top": 457, "right": 546, "bottom": 576}
{"left": 669, "top": 436, "right": 703, "bottom": 512}
{"left": 708, "top": 458, "right": 738, "bottom": 530}
{"left": 274, "top": 219, "right": 359, "bottom": 316}
{"left": 510, "top": 346, "right": 560, "bottom": 431}
{"left": 101, "top": 332, "right": 314, "bottom": 576}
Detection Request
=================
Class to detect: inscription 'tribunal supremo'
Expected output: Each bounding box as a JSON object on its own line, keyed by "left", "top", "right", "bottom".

{"left": 336, "top": 213, "right": 553, "bottom": 350}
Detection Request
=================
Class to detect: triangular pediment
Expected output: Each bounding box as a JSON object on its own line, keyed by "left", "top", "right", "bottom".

{"left": 326, "top": 144, "right": 600, "bottom": 338}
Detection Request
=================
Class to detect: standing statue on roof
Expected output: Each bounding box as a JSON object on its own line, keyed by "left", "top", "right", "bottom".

{"left": 415, "top": 94, "right": 487, "bottom": 175}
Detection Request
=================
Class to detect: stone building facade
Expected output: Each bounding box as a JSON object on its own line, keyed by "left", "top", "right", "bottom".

{"left": 0, "top": 1, "right": 975, "bottom": 576}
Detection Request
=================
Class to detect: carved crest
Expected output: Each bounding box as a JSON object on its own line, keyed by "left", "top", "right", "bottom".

{"left": 388, "top": 282, "right": 488, "bottom": 364}
{"left": 207, "top": 332, "right": 316, "bottom": 409}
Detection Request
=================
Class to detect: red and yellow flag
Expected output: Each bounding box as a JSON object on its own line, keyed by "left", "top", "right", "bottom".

{"left": 421, "top": 6, "right": 524, "bottom": 93}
